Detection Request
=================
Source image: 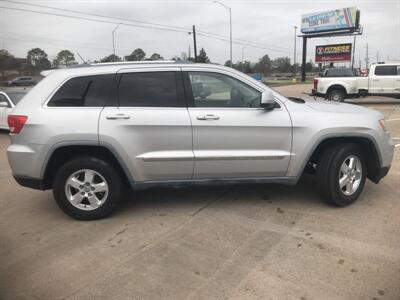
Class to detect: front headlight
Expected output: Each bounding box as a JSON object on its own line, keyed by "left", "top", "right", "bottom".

{"left": 379, "top": 119, "right": 387, "bottom": 131}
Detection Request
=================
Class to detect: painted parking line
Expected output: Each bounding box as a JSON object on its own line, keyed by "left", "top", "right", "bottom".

{"left": 386, "top": 118, "right": 400, "bottom": 122}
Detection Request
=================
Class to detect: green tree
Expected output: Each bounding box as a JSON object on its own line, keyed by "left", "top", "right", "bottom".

{"left": 125, "top": 48, "right": 146, "bottom": 61}
{"left": 56, "top": 50, "right": 76, "bottom": 67}
{"left": 148, "top": 53, "right": 163, "bottom": 61}
{"left": 234, "top": 61, "right": 253, "bottom": 73}
{"left": 255, "top": 54, "right": 272, "bottom": 76}
{"left": 27, "top": 48, "right": 51, "bottom": 69}
{"left": 197, "top": 48, "right": 210, "bottom": 63}
{"left": 272, "top": 57, "right": 291, "bottom": 73}
{"left": 100, "top": 54, "right": 121, "bottom": 62}
{"left": 305, "top": 60, "right": 314, "bottom": 72}
{"left": 224, "top": 60, "right": 233, "bottom": 67}
{"left": 0, "top": 50, "right": 20, "bottom": 78}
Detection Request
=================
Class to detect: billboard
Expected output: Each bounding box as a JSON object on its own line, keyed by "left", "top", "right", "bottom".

{"left": 315, "top": 43, "right": 352, "bottom": 62}
{"left": 301, "top": 7, "right": 359, "bottom": 34}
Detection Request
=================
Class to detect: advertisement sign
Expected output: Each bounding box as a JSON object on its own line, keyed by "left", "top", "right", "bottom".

{"left": 301, "top": 7, "right": 359, "bottom": 34}
{"left": 315, "top": 43, "right": 352, "bottom": 62}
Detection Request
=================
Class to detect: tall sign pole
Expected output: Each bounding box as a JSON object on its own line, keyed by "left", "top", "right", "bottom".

{"left": 301, "top": 37, "right": 307, "bottom": 82}
{"left": 294, "top": 26, "right": 297, "bottom": 77}
{"left": 192, "top": 25, "right": 198, "bottom": 63}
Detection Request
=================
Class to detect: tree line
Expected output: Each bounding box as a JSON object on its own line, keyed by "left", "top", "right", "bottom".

{"left": 1, "top": 46, "right": 315, "bottom": 77}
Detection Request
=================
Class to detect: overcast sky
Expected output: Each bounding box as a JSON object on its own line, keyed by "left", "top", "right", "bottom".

{"left": 1, "top": 0, "right": 399, "bottom": 67}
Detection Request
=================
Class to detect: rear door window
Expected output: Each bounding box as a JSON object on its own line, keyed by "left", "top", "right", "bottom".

{"left": 48, "top": 74, "right": 114, "bottom": 107}
{"left": 374, "top": 66, "right": 397, "bottom": 76}
{"left": 118, "top": 72, "right": 179, "bottom": 107}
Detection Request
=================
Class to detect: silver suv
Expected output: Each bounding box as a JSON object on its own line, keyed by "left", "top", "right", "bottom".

{"left": 7, "top": 62, "right": 394, "bottom": 220}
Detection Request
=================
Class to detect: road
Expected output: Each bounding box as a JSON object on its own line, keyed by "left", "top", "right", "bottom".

{"left": 0, "top": 84, "right": 399, "bottom": 299}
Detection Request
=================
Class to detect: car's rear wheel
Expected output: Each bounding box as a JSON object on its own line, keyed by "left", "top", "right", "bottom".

{"left": 328, "top": 89, "right": 345, "bottom": 102}
{"left": 317, "top": 143, "right": 366, "bottom": 206}
{"left": 53, "top": 156, "right": 122, "bottom": 220}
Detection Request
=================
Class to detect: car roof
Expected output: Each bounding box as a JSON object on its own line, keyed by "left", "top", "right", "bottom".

{"left": 40, "top": 61, "right": 230, "bottom": 77}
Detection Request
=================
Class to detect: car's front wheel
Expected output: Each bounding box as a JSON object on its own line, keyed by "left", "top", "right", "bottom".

{"left": 53, "top": 156, "right": 122, "bottom": 220}
{"left": 317, "top": 143, "right": 366, "bottom": 206}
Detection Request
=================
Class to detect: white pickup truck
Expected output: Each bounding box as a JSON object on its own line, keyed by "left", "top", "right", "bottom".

{"left": 312, "top": 62, "right": 400, "bottom": 102}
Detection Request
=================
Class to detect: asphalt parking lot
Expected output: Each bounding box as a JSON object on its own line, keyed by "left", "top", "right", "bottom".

{"left": 0, "top": 84, "right": 399, "bottom": 299}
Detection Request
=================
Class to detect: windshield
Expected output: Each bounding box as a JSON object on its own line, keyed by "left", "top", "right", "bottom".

{"left": 7, "top": 92, "right": 26, "bottom": 105}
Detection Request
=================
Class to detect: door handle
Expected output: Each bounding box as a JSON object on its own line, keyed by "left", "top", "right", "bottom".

{"left": 372, "top": 79, "right": 379, "bottom": 82}
{"left": 197, "top": 114, "right": 220, "bottom": 120}
{"left": 106, "top": 114, "right": 130, "bottom": 120}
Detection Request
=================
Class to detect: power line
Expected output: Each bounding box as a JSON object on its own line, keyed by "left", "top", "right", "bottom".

{"left": 0, "top": 6, "right": 189, "bottom": 34}
{"left": 2, "top": 0, "right": 293, "bottom": 53}
{"left": 2, "top": 0, "right": 191, "bottom": 33}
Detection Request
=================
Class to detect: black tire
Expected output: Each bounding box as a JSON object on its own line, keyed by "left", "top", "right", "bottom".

{"left": 328, "top": 89, "right": 345, "bottom": 102}
{"left": 316, "top": 143, "right": 366, "bottom": 207}
{"left": 53, "top": 156, "right": 122, "bottom": 220}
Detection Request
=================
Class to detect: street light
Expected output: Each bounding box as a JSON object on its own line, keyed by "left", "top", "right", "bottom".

{"left": 293, "top": 26, "right": 297, "bottom": 77}
{"left": 213, "top": 0, "right": 232, "bottom": 67}
{"left": 112, "top": 23, "right": 122, "bottom": 61}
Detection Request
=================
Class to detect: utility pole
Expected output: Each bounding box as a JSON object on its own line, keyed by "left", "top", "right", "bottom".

{"left": 293, "top": 26, "right": 297, "bottom": 77}
{"left": 188, "top": 44, "right": 191, "bottom": 60}
{"left": 365, "top": 43, "right": 369, "bottom": 69}
{"left": 192, "top": 25, "right": 198, "bottom": 63}
{"left": 358, "top": 49, "right": 361, "bottom": 69}
{"left": 376, "top": 50, "right": 379, "bottom": 63}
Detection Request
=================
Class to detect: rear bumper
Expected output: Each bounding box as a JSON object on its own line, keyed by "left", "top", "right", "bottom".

{"left": 13, "top": 175, "right": 47, "bottom": 190}
{"left": 311, "top": 89, "right": 325, "bottom": 97}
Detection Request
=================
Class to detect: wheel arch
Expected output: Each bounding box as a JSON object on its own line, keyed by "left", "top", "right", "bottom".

{"left": 326, "top": 84, "right": 348, "bottom": 97}
{"left": 42, "top": 144, "right": 133, "bottom": 189}
{"left": 302, "top": 135, "right": 383, "bottom": 183}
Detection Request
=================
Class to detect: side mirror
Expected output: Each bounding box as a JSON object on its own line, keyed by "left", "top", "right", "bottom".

{"left": 0, "top": 102, "right": 8, "bottom": 108}
{"left": 260, "top": 90, "right": 275, "bottom": 110}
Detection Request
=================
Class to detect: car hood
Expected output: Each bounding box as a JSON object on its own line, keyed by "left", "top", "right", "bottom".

{"left": 306, "top": 100, "right": 381, "bottom": 117}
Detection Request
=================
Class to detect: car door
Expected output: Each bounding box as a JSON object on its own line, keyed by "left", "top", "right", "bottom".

{"left": 182, "top": 68, "right": 292, "bottom": 179}
{"left": 370, "top": 65, "right": 397, "bottom": 94}
{"left": 99, "top": 68, "right": 194, "bottom": 183}
{"left": 0, "top": 93, "right": 13, "bottom": 129}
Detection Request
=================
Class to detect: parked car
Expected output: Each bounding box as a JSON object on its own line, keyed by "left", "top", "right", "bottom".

{"left": 312, "top": 62, "right": 400, "bottom": 101}
{"left": 0, "top": 91, "right": 26, "bottom": 129}
{"left": 7, "top": 62, "right": 394, "bottom": 220}
{"left": 5, "top": 76, "right": 36, "bottom": 87}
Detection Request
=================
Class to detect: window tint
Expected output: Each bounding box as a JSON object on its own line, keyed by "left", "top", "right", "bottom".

{"left": 7, "top": 92, "right": 25, "bottom": 105}
{"left": 374, "top": 66, "right": 397, "bottom": 76}
{"left": 188, "top": 72, "right": 261, "bottom": 108}
{"left": 48, "top": 74, "right": 114, "bottom": 107}
{"left": 0, "top": 94, "right": 10, "bottom": 107}
{"left": 325, "top": 68, "right": 354, "bottom": 77}
{"left": 118, "top": 72, "right": 178, "bottom": 107}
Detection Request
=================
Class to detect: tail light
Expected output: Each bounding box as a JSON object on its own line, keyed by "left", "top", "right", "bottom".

{"left": 8, "top": 115, "right": 28, "bottom": 134}
{"left": 313, "top": 79, "right": 318, "bottom": 90}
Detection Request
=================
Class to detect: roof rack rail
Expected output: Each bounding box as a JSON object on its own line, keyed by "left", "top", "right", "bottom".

{"left": 90, "top": 60, "right": 178, "bottom": 66}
